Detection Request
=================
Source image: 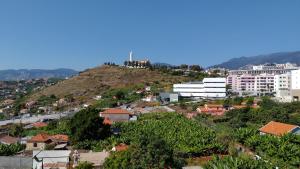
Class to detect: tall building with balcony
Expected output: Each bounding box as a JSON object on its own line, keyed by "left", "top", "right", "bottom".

{"left": 227, "top": 74, "right": 274, "bottom": 96}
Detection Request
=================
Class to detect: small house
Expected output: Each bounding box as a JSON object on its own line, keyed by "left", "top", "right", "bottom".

{"left": 32, "top": 150, "right": 71, "bottom": 169}
{"left": 26, "top": 133, "right": 69, "bottom": 151}
{"left": 197, "top": 104, "right": 226, "bottom": 116}
{"left": 100, "top": 108, "right": 132, "bottom": 123}
{"left": 259, "top": 121, "right": 300, "bottom": 136}
{"left": 74, "top": 151, "right": 110, "bottom": 169}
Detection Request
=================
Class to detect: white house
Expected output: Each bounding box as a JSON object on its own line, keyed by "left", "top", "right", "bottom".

{"left": 32, "top": 150, "right": 71, "bottom": 169}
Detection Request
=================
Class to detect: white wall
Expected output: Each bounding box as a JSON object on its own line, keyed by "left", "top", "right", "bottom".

{"left": 291, "top": 69, "right": 300, "bottom": 90}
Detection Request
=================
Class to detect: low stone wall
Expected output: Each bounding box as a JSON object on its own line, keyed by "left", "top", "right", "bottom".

{"left": 0, "top": 156, "right": 32, "bottom": 169}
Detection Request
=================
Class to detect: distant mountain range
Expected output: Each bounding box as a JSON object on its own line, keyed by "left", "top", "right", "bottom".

{"left": 0, "top": 69, "right": 78, "bottom": 81}
{"left": 211, "top": 51, "right": 300, "bottom": 70}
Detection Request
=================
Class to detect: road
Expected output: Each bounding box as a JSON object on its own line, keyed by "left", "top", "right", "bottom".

{"left": 0, "top": 110, "right": 78, "bottom": 126}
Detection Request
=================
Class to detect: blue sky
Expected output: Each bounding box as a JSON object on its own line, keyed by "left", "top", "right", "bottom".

{"left": 0, "top": 0, "right": 300, "bottom": 70}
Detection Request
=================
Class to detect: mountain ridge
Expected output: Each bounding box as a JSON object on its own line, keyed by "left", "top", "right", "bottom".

{"left": 0, "top": 68, "right": 78, "bottom": 81}
{"left": 211, "top": 51, "right": 300, "bottom": 69}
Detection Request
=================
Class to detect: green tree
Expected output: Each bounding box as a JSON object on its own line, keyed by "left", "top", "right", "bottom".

{"left": 104, "top": 134, "right": 186, "bottom": 169}
{"left": 70, "top": 108, "right": 111, "bottom": 143}
{"left": 9, "top": 124, "right": 24, "bottom": 137}
{"left": 75, "top": 161, "right": 94, "bottom": 169}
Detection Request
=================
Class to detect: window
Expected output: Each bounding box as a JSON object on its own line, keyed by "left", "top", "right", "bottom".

{"left": 33, "top": 143, "right": 37, "bottom": 147}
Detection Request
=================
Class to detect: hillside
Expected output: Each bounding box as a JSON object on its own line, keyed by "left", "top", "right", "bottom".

{"left": 212, "top": 51, "right": 300, "bottom": 69}
{"left": 29, "top": 66, "right": 188, "bottom": 103}
{"left": 0, "top": 69, "right": 78, "bottom": 81}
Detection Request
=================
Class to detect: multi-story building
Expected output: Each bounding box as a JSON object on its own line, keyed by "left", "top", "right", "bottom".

{"left": 274, "top": 73, "right": 292, "bottom": 102}
{"left": 173, "top": 78, "right": 226, "bottom": 99}
{"left": 227, "top": 74, "right": 274, "bottom": 96}
{"left": 229, "top": 63, "right": 298, "bottom": 76}
{"left": 291, "top": 69, "right": 300, "bottom": 101}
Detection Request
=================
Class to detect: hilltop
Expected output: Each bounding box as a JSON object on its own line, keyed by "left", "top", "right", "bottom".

{"left": 212, "top": 51, "right": 300, "bottom": 69}
{"left": 0, "top": 69, "right": 78, "bottom": 81}
{"left": 28, "top": 66, "right": 188, "bottom": 103}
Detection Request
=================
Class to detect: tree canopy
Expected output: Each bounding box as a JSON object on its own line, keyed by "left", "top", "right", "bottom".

{"left": 104, "top": 133, "right": 186, "bottom": 169}
{"left": 70, "top": 108, "right": 111, "bottom": 143}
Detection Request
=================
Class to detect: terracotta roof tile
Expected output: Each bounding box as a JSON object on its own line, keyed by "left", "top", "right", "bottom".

{"left": 103, "top": 117, "right": 112, "bottom": 125}
{"left": 50, "top": 134, "right": 69, "bottom": 142}
{"left": 101, "top": 108, "right": 131, "bottom": 114}
{"left": 115, "top": 143, "right": 129, "bottom": 151}
{"left": 259, "top": 121, "right": 299, "bottom": 136}
{"left": 32, "top": 122, "right": 48, "bottom": 128}
{"left": 29, "top": 133, "right": 51, "bottom": 143}
{"left": 29, "top": 133, "right": 69, "bottom": 143}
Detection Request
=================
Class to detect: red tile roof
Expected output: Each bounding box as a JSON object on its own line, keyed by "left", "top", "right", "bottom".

{"left": 259, "top": 121, "right": 299, "bottom": 136}
{"left": 28, "top": 133, "right": 69, "bottom": 143}
{"left": 50, "top": 134, "right": 69, "bottom": 142}
{"left": 28, "top": 133, "right": 51, "bottom": 143}
{"left": 32, "top": 122, "right": 48, "bottom": 128}
{"left": 103, "top": 117, "right": 112, "bottom": 125}
{"left": 101, "top": 108, "right": 131, "bottom": 114}
{"left": 114, "top": 143, "right": 129, "bottom": 151}
{"left": 197, "top": 105, "right": 226, "bottom": 116}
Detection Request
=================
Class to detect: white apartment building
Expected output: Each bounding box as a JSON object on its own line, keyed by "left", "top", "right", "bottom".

{"left": 227, "top": 74, "right": 274, "bottom": 96}
{"left": 229, "top": 63, "right": 298, "bottom": 76}
{"left": 291, "top": 69, "right": 300, "bottom": 101}
{"left": 173, "top": 78, "right": 226, "bottom": 99}
{"left": 274, "top": 73, "right": 292, "bottom": 102}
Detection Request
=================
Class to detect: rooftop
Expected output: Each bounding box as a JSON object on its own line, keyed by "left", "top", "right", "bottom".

{"left": 32, "top": 122, "right": 48, "bottom": 128}
{"left": 0, "top": 134, "right": 19, "bottom": 144}
{"left": 101, "top": 108, "right": 131, "bottom": 115}
{"left": 259, "top": 121, "right": 299, "bottom": 136}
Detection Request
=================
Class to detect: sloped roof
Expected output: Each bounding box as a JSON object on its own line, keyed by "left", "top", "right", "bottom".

{"left": 0, "top": 134, "right": 19, "bottom": 144}
{"left": 101, "top": 108, "right": 131, "bottom": 114}
{"left": 29, "top": 133, "right": 51, "bottom": 143}
{"left": 32, "top": 122, "right": 48, "bottom": 128}
{"left": 259, "top": 121, "right": 299, "bottom": 136}
{"left": 103, "top": 117, "right": 112, "bottom": 125}
{"left": 50, "top": 134, "right": 69, "bottom": 142}
{"left": 28, "top": 133, "right": 69, "bottom": 143}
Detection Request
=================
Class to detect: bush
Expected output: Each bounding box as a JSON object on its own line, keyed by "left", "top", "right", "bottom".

{"left": 75, "top": 161, "right": 94, "bottom": 169}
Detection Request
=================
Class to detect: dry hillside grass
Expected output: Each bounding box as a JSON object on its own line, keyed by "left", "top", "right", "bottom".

{"left": 29, "top": 66, "right": 188, "bottom": 103}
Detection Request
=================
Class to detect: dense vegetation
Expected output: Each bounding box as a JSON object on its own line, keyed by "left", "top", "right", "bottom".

{"left": 222, "top": 97, "right": 300, "bottom": 128}
{"left": 114, "top": 112, "right": 226, "bottom": 156}
{"left": 104, "top": 134, "right": 186, "bottom": 169}
{"left": 0, "top": 143, "right": 25, "bottom": 156}
{"left": 233, "top": 128, "right": 300, "bottom": 168}
{"left": 204, "top": 155, "right": 275, "bottom": 169}
{"left": 70, "top": 108, "right": 111, "bottom": 143}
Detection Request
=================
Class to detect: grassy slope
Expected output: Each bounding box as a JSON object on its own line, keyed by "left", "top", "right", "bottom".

{"left": 28, "top": 66, "right": 188, "bottom": 103}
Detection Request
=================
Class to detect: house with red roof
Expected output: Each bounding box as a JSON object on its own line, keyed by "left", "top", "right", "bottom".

{"left": 197, "top": 104, "right": 226, "bottom": 116}
{"left": 112, "top": 143, "right": 129, "bottom": 152}
{"left": 26, "top": 133, "right": 69, "bottom": 150}
{"left": 259, "top": 121, "right": 300, "bottom": 136}
{"left": 100, "top": 108, "right": 133, "bottom": 124}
